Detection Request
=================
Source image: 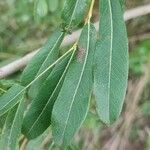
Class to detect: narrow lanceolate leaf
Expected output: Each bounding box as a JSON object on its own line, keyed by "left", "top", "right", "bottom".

{"left": 22, "top": 51, "right": 75, "bottom": 139}
{"left": 21, "top": 30, "right": 65, "bottom": 86}
{"left": 0, "top": 95, "right": 25, "bottom": 150}
{"left": 62, "top": 0, "right": 91, "bottom": 29}
{"left": 94, "top": 0, "right": 128, "bottom": 124}
{"left": 52, "top": 23, "right": 97, "bottom": 145}
{"left": 0, "top": 84, "right": 24, "bottom": 116}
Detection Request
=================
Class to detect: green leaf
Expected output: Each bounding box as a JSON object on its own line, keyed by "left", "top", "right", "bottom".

{"left": 35, "top": 0, "right": 48, "bottom": 18}
{"left": 21, "top": 30, "right": 64, "bottom": 99}
{"left": 21, "top": 30, "right": 64, "bottom": 86}
{"left": 25, "top": 129, "right": 50, "bottom": 150}
{"left": 0, "top": 95, "right": 25, "bottom": 150}
{"left": 61, "top": 0, "right": 91, "bottom": 30}
{"left": 94, "top": 0, "right": 128, "bottom": 124}
{"left": 48, "top": 0, "right": 59, "bottom": 12}
{"left": 28, "top": 33, "right": 65, "bottom": 99}
{"left": 119, "top": 0, "right": 125, "bottom": 10}
{"left": 0, "top": 113, "right": 7, "bottom": 134}
{"left": 22, "top": 51, "right": 75, "bottom": 139}
{"left": 140, "top": 101, "right": 150, "bottom": 116}
{"left": 52, "top": 23, "right": 97, "bottom": 145}
{"left": 0, "top": 84, "right": 24, "bottom": 116}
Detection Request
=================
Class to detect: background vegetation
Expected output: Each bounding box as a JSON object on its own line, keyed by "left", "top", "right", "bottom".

{"left": 0, "top": 0, "right": 150, "bottom": 149}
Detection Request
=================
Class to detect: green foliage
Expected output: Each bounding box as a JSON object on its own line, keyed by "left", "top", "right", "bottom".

{"left": 94, "top": 0, "right": 128, "bottom": 124}
{"left": 0, "top": 95, "right": 25, "bottom": 150}
{"left": 0, "top": 0, "right": 129, "bottom": 148}
{"left": 0, "top": 84, "right": 24, "bottom": 116}
{"left": 61, "top": 0, "right": 91, "bottom": 30}
{"left": 146, "top": 136, "right": 150, "bottom": 150}
{"left": 21, "top": 30, "right": 65, "bottom": 99}
{"left": 35, "top": 0, "right": 48, "bottom": 18}
{"left": 48, "top": 0, "right": 59, "bottom": 12}
{"left": 25, "top": 129, "right": 50, "bottom": 150}
{"left": 130, "top": 40, "right": 150, "bottom": 75}
{"left": 0, "top": 80, "right": 15, "bottom": 96}
{"left": 21, "top": 30, "right": 64, "bottom": 86}
{"left": 52, "top": 23, "right": 97, "bottom": 145}
{"left": 34, "top": 0, "right": 64, "bottom": 19}
{"left": 22, "top": 53, "right": 74, "bottom": 139}
{"left": 140, "top": 101, "right": 150, "bottom": 116}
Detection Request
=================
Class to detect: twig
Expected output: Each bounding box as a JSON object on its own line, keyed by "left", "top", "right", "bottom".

{"left": 124, "top": 4, "right": 150, "bottom": 21}
{"left": 0, "top": 4, "right": 150, "bottom": 78}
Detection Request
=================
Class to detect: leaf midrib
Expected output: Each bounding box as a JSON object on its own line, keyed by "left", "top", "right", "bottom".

{"left": 61, "top": 23, "right": 91, "bottom": 142}
{"left": 107, "top": 0, "right": 113, "bottom": 123}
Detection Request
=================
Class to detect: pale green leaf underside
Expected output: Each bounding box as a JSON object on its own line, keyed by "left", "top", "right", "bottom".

{"left": 94, "top": 0, "right": 128, "bottom": 124}
{"left": 22, "top": 52, "right": 75, "bottom": 139}
{"left": 52, "top": 23, "right": 97, "bottom": 145}
{"left": 0, "top": 84, "right": 24, "bottom": 116}
{"left": 62, "top": 0, "right": 91, "bottom": 29}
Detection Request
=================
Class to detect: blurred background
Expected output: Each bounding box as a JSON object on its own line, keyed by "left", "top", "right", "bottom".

{"left": 0, "top": 0, "right": 150, "bottom": 149}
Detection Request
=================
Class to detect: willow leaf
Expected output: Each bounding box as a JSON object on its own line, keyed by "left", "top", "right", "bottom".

{"left": 94, "top": 0, "right": 128, "bottom": 124}
{"left": 62, "top": 0, "right": 91, "bottom": 29}
{"left": 52, "top": 23, "right": 97, "bottom": 145}
{"left": 0, "top": 84, "right": 24, "bottom": 116}
{"left": 21, "top": 30, "right": 64, "bottom": 86}
{"left": 0, "top": 95, "right": 25, "bottom": 150}
{"left": 22, "top": 51, "right": 75, "bottom": 139}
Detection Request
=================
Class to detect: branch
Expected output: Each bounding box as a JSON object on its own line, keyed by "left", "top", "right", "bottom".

{"left": 0, "top": 4, "right": 150, "bottom": 79}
